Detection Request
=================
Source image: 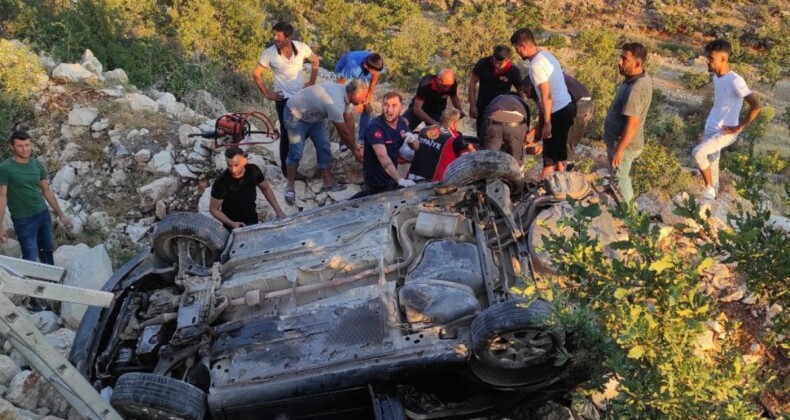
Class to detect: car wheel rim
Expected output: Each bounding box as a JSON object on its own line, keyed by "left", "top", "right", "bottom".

{"left": 166, "top": 236, "right": 213, "bottom": 266}
{"left": 487, "top": 329, "right": 555, "bottom": 368}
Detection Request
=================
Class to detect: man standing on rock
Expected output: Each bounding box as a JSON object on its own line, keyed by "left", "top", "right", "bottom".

{"left": 693, "top": 39, "right": 761, "bottom": 200}
{"left": 0, "top": 131, "right": 73, "bottom": 264}
{"left": 252, "top": 21, "right": 320, "bottom": 177}
{"left": 283, "top": 80, "right": 368, "bottom": 205}
{"left": 511, "top": 28, "right": 575, "bottom": 180}
{"left": 353, "top": 92, "right": 414, "bottom": 198}
{"left": 603, "top": 42, "right": 653, "bottom": 203}
{"left": 402, "top": 69, "right": 465, "bottom": 130}
{"left": 209, "top": 146, "right": 285, "bottom": 230}
{"left": 335, "top": 51, "right": 385, "bottom": 141}
{"left": 468, "top": 45, "right": 523, "bottom": 136}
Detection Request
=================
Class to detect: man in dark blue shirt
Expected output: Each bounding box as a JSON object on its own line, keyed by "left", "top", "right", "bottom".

{"left": 353, "top": 92, "right": 415, "bottom": 199}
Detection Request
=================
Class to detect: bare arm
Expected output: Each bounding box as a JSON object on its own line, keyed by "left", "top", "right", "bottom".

{"left": 334, "top": 116, "right": 363, "bottom": 162}
{"left": 209, "top": 198, "right": 243, "bottom": 229}
{"left": 468, "top": 73, "right": 480, "bottom": 118}
{"left": 305, "top": 53, "right": 320, "bottom": 87}
{"left": 723, "top": 93, "right": 761, "bottom": 134}
{"left": 372, "top": 143, "right": 402, "bottom": 184}
{"left": 537, "top": 82, "right": 553, "bottom": 139}
{"left": 366, "top": 70, "right": 381, "bottom": 103}
{"left": 611, "top": 115, "right": 641, "bottom": 168}
{"left": 39, "top": 180, "right": 72, "bottom": 230}
{"left": 450, "top": 94, "right": 464, "bottom": 117}
{"left": 252, "top": 64, "right": 282, "bottom": 101}
{"left": 258, "top": 181, "right": 286, "bottom": 218}
{"left": 412, "top": 99, "right": 438, "bottom": 126}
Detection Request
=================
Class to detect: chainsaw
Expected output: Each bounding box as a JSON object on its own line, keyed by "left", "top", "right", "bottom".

{"left": 189, "top": 112, "right": 280, "bottom": 148}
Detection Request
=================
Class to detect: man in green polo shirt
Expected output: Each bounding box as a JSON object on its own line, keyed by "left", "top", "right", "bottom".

{"left": 0, "top": 131, "right": 73, "bottom": 265}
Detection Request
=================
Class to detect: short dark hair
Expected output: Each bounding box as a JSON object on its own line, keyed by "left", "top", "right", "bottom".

{"left": 224, "top": 146, "right": 246, "bottom": 159}
{"left": 382, "top": 91, "right": 403, "bottom": 103}
{"left": 510, "top": 28, "right": 535, "bottom": 46}
{"left": 493, "top": 45, "right": 512, "bottom": 61}
{"left": 9, "top": 131, "right": 30, "bottom": 145}
{"left": 272, "top": 21, "right": 294, "bottom": 38}
{"left": 365, "top": 53, "right": 384, "bottom": 72}
{"left": 704, "top": 39, "right": 732, "bottom": 56}
{"left": 621, "top": 42, "right": 648, "bottom": 63}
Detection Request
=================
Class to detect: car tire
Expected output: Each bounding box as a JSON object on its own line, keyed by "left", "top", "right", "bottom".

{"left": 110, "top": 372, "right": 206, "bottom": 420}
{"left": 470, "top": 299, "right": 565, "bottom": 388}
{"left": 152, "top": 212, "right": 228, "bottom": 265}
{"left": 440, "top": 150, "right": 523, "bottom": 192}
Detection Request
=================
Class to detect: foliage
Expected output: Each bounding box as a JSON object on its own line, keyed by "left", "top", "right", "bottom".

{"left": 573, "top": 157, "right": 595, "bottom": 174}
{"left": 631, "top": 140, "right": 692, "bottom": 197}
{"left": 782, "top": 106, "right": 790, "bottom": 134}
{"left": 446, "top": 3, "right": 515, "bottom": 83}
{"left": 644, "top": 111, "right": 695, "bottom": 151}
{"left": 541, "top": 200, "right": 765, "bottom": 418}
{"left": 568, "top": 28, "right": 619, "bottom": 138}
{"left": 370, "top": 14, "right": 443, "bottom": 87}
{"left": 544, "top": 34, "right": 566, "bottom": 49}
{"left": 738, "top": 105, "right": 775, "bottom": 144}
{"left": 680, "top": 70, "right": 710, "bottom": 90}
{"left": 722, "top": 140, "right": 785, "bottom": 203}
{"left": 0, "top": 38, "right": 44, "bottom": 136}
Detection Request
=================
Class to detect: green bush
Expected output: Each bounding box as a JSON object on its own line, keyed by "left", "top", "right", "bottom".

{"left": 541, "top": 201, "right": 765, "bottom": 418}
{"left": 0, "top": 38, "right": 44, "bottom": 136}
{"left": 544, "top": 34, "right": 566, "bottom": 49}
{"left": 446, "top": 2, "right": 515, "bottom": 82}
{"left": 680, "top": 70, "right": 710, "bottom": 90}
{"left": 721, "top": 140, "right": 785, "bottom": 204}
{"left": 632, "top": 140, "right": 693, "bottom": 197}
{"left": 568, "top": 28, "right": 619, "bottom": 139}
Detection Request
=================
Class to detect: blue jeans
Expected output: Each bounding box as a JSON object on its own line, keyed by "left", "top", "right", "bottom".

{"left": 12, "top": 209, "right": 55, "bottom": 265}
{"left": 606, "top": 143, "right": 641, "bottom": 203}
{"left": 358, "top": 108, "right": 371, "bottom": 141}
{"left": 284, "top": 107, "right": 332, "bottom": 170}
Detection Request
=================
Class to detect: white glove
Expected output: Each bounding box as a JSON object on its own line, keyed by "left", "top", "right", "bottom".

{"left": 403, "top": 132, "right": 419, "bottom": 145}
{"left": 398, "top": 179, "right": 416, "bottom": 188}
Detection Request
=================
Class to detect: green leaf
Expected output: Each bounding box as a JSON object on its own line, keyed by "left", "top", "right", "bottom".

{"left": 614, "top": 288, "right": 629, "bottom": 299}
{"left": 609, "top": 240, "right": 634, "bottom": 250}
{"left": 628, "top": 345, "right": 645, "bottom": 359}
{"left": 696, "top": 257, "right": 715, "bottom": 274}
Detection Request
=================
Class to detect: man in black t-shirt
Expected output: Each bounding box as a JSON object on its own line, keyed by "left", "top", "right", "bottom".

{"left": 210, "top": 147, "right": 286, "bottom": 229}
{"left": 402, "top": 69, "right": 465, "bottom": 130}
{"left": 481, "top": 93, "right": 531, "bottom": 164}
{"left": 468, "top": 45, "right": 523, "bottom": 136}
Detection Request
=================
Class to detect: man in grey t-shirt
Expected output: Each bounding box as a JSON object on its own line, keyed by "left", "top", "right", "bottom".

{"left": 603, "top": 42, "right": 652, "bottom": 203}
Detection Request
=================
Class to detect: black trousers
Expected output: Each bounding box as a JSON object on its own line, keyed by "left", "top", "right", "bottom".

{"left": 275, "top": 98, "right": 289, "bottom": 176}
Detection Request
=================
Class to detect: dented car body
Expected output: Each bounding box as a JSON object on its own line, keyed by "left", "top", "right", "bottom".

{"left": 70, "top": 151, "right": 598, "bottom": 419}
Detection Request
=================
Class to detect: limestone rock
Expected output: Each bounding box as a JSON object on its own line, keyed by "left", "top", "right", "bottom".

{"left": 51, "top": 166, "right": 77, "bottom": 199}
{"left": 86, "top": 211, "right": 112, "bottom": 231}
{"left": 53, "top": 243, "right": 90, "bottom": 269}
{"left": 326, "top": 184, "right": 360, "bottom": 202}
{"left": 0, "top": 398, "right": 23, "bottom": 420}
{"left": 102, "top": 68, "right": 128, "bottom": 85}
{"left": 60, "top": 246, "right": 113, "bottom": 328}
{"left": 39, "top": 56, "right": 58, "bottom": 74}
{"left": 0, "top": 355, "right": 21, "bottom": 386}
{"left": 184, "top": 90, "right": 227, "bottom": 118}
{"left": 80, "top": 49, "right": 103, "bottom": 76}
{"left": 768, "top": 215, "right": 790, "bottom": 235}
{"left": 0, "top": 238, "right": 22, "bottom": 258}
{"left": 174, "top": 163, "right": 197, "bottom": 179}
{"left": 155, "top": 200, "right": 168, "bottom": 220}
{"left": 28, "top": 311, "right": 61, "bottom": 335}
{"left": 125, "top": 224, "right": 150, "bottom": 243}
{"left": 51, "top": 63, "right": 97, "bottom": 84}
{"left": 133, "top": 149, "right": 151, "bottom": 163}
{"left": 66, "top": 107, "right": 99, "bottom": 127}
{"left": 147, "top": 150, "right": 174, "bottom": 174}
{"left": 44, "top": 329, "right": 76, "bottom": 358}
{"left": 138, "top": 177, "right": 178, "bottom": 211}
{"left": 6, "top": 371, "right": 40, "bottom": 410}
{"left": 120, "top": 93, "right": 159, "bottom": 113}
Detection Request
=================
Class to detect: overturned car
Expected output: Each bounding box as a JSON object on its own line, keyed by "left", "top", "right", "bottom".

{"left": 70, "top": 151, "right": 605, "bottom": 419}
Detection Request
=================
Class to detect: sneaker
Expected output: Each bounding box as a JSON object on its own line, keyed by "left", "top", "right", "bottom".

{"left": 284, "top": 189, "right": 295, "bottom": 205}
{"left": 701, "top": 186, "right": 716, "bottom": 200}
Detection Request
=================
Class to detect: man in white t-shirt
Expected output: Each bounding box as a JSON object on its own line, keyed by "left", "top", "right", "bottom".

{"left": 282, "top": 80, "right": 368, "bottom": 205}
{"left": 511, "top": 28, "right": 576, "bottom": 180}
{"left": 252, "top": 21, "right": 320, "bottom": 176}
{"left": 692, "top": 39, "right": 761, "bottom": 200}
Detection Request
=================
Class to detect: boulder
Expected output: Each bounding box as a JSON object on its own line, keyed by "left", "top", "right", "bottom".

{"left": 297, "top": 140, "right": 318, "bottom": 178}
{"left": 0, "top": 355, "right": 21, "bottom": 386}
{"left": 325, "top": 184, "right": 360, "bottom": 202}
{"left": 184, "top": 90, "right": 227, "bottom": 118}
{"left": 6, "top": 371, "right": 40, "bottom": 410}
{"left": 158, "top": 93, "right": 186, "bottom": 115}
{"left": 138, "top": 177, "right": 178, "bottom": 212}
{"left": 80, "top": 49, "right": 103, "bottom": 76}
{"left": 120, "top": 93, "right": 159, "bottom": 113}
{"left": 61, "top": 246, "right": 113, "bottom": 328}
{"left": 86, "top": 211, "right": 113, "bottom": 231}
{"left": 45, "top": 329, "right": 76, "bottom": 358}
{"left": 0, "top": 398, "right": 23, "bottom": 420}
{"left": 174, "top": 163, "right": 197, "bottom": 179}
{"left": 28, "top": 311, "right": 61, "bottom": 335}
{"left": 125, "top": 224, "right": 150, "bottom": 243}
{"left": 51, "top": 63, "right": 97, "bottom": 84}
{"left": 768, "top": 215, "right": 790, "bottom": 235}
{"left": 91, "top": 118, "right": 110, "bottom": 132}
{"left": 102, "top": 68, "right": 128, "bottom": 85}
{"left": 51, "top": 165, "right": 77, "bottom": 199}
{"left": 134, "top": 149, "right": 151, "bottom": 163}
{"left": 0, "top": 238, "right": 22, "bottom": 258}
{"left": 60, "top": 123, "right": 88, "bottom": 143}
{"left": 39, "top": 56, "right": 58, "bottom": 74}
{"left": 66, "top": 107, "right": 99, "bottom": 127}
{"left": 53, "top": 243, "right": 90, "bottom": 269}
{"left": 178, "top": 124, "right": 201, "bottom": 148}
{"left": 147, "top": 150, "right": 174, "bottom": 174}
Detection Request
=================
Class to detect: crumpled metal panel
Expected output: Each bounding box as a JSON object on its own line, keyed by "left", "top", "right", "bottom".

{"left": 407, "top": 241, "right": 485, "bottom": 294}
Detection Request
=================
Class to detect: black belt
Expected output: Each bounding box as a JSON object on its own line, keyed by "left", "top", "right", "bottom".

{"left": 488, "top": 119, "right": 527, "bottom": 127}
